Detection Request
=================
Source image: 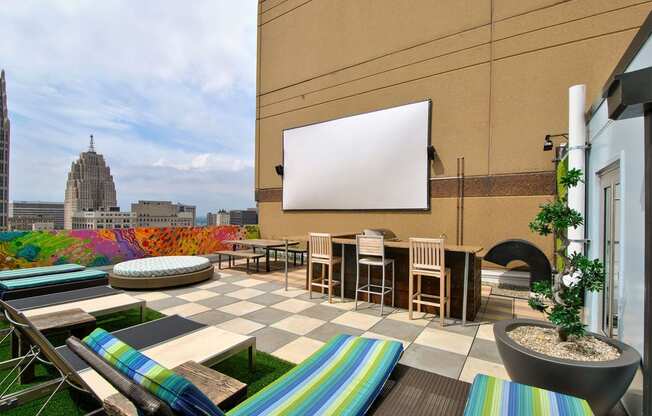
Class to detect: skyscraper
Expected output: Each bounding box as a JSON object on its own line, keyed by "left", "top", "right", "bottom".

{"left": 0, "top": 70, "right": 10, "bottom": 230}
{"left": 64, "top": 136, "right": 117, "bottom": 229}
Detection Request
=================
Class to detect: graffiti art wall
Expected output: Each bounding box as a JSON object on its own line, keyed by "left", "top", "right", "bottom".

{"left": 0, "top": 225, "right": 261, "bottom": 269}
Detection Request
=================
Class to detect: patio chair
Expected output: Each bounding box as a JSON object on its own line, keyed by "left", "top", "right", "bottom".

{"left": 308, "top": 233, "right": 342, "bottom": 303}
{"left": 408, "top": 237, "right": 450, "bottom": 324}
{"left": 355, "top": 234, "right": 395, "bottom": 316}
{"left": 0, "top": 300, "right": 255, "bottom": 414}
{"left": 0, "top": 269, "right": 109, "bottom": 300}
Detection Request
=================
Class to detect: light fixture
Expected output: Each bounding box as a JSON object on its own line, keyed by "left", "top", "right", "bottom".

{"left": 275, "top": 165, "right": 284, "bottom": 176}
{"left": 427, "top": 145, "right": 436, "bottom": 161}
{"left": 543, "top": 133, "right": 568, "bottom": 151}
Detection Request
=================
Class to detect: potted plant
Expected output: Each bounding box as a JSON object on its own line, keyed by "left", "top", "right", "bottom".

{"left": 493, "top": 168, "right": 640, "bottom": 416}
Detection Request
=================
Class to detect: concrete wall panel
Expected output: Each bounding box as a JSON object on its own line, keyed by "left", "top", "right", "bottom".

{"left": 259, "top": 0, "right": 491, "bottom": 93}
{"left": 489, "top": 29, "right": 636, "bottom": 174}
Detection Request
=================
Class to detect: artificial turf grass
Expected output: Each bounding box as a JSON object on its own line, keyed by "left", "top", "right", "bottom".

{"left": 213, "top": 349, "right": 295, "bottom": 400}
{"left": 1, "top": 307, "right": 296, "bottom": 415}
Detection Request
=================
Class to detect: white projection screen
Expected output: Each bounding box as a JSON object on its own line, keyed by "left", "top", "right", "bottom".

{"left": 282, "top": 100, "right": 431, "bottom": 210}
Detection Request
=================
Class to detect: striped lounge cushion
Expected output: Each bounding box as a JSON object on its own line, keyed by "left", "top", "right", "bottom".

{"left": 463, "top": 374, "right": 593, "bottom": 416}
{"left": 0, "top": 264, "right": 84, "bottom": 281}
{"left": 0, "top": 269, "right": 107, "bottom": 291}
{"left": 82, "top": 328, "right": 224, "bottom": 416}
{"left": 227, "top": 334, "right": 403, "bottom": 416}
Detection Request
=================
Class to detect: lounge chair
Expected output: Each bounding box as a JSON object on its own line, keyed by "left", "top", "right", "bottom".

{"left": 65, "top": 331, "right": 403, "bottom": 416}
{"left": 4, "top": 285, "right": 145, "bottom": 320}
{"left": 75, "top": 336, "right": 595, "bottom": 416}
{"left": 0, "top": 300, "right": 255, "bottom": 414}
{"left": 0, "top": 269, "right": 109, "bottom": 300}
{"left": 0, "top": 263, "right": 85, "bottom": 281}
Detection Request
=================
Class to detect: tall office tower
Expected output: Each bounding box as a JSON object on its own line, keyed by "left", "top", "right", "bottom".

{"left": 0, "top": 70, "right": 11, "bottom": 230}
{"left": 64, "top": 136, "right": 117, "bottom": 229}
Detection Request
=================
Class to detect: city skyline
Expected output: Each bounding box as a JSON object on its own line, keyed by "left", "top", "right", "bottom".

{"left": 0, "top": 1, "right": 257, "bottom": 217}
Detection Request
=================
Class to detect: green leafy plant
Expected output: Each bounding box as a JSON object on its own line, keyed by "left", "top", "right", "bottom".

{"left": 528, "top": 168, "right": 606, "bottom": 341}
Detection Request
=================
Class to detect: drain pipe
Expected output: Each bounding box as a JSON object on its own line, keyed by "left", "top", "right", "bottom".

{"left": 567, "top": 85, "right": 587, "bottom": 259}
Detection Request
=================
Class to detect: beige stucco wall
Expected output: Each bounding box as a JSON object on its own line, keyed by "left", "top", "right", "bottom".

{"left": 256, "top": 0, "right": 652, "bottom": 259}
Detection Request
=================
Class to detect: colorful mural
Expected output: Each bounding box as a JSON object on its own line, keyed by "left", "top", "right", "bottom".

{"left": 0, "top": 225, "right": 261, "bottom": 269}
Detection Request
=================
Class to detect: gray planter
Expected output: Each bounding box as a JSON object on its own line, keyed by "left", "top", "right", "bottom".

{"left": 494, "top": 319, "right": 640, "bottom": 416}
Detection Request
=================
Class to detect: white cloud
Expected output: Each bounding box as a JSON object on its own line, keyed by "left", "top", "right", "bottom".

{"left": 0, "top": 0, "right": 257, "bottom": 215}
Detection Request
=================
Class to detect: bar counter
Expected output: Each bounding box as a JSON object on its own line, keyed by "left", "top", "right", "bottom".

{"left": 297, "top": 234, "right": 483, "bottom": 322}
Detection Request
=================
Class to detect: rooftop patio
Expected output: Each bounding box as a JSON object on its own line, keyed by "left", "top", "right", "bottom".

{"left": 132, "top": 258, "right": 539, "bottom": 383}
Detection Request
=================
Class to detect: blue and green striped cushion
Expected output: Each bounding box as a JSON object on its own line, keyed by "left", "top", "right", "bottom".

{"left": 0, "top": 269, "right": 106, "bottom": 291}
{"left": 463, "top": 374, "right": 593, "bottom": 415}
{"left": 0, "top": 264, "right": 84, "bottom": 281}
{"left": 227, "top": 334, "right": 403, "bottom": 416}
{"left": 82, "top": 328, "right": 224, "bottom": 416}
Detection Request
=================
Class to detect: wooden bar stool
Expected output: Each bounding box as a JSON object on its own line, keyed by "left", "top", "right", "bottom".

{"left": 408, "top": 237, "right": 451, "bottom": 325}
{"left": 354, "top": 234, "right": 395, "bottom": 316}
{"left": 308, "top": 233, "right": 342, "bottom": 303}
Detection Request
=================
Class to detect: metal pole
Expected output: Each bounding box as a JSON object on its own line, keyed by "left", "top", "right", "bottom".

{"left": 462, "top": 252, "right": 469, "bottom": 326}
{"left": 643, "top": 107, "right": 652, "bottom": 416}
{"left": 341, "top": 243, "right": 345, "bottom": 302}
{"left": 284, "top": 239, "right": 289, "bottom": 291}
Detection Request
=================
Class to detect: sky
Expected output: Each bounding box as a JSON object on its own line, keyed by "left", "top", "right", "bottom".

{"left": 0, "top": 0, "right": 258, "bottom": 217}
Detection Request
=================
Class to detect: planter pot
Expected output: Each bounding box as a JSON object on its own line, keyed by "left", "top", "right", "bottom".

{"left": 494, "top": 319, "right": 640, "bottom": 416}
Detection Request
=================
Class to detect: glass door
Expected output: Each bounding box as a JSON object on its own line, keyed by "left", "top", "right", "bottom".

{"left": 600, "top": 166, "right": 620, "bottom": 338}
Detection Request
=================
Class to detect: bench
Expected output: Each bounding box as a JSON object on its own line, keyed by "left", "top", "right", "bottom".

{"left": 267, "top": 246, "right": 308, "bottom": 265}
{"left": 215, "top": 250, "right": 265, "bottom": 274}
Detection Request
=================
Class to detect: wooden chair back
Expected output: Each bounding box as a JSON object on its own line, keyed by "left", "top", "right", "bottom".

{"left": 356, "top": 234, "right": 385, "bottom": 257}
{"left": 409, "top": 237, "right": 445, "bottom": 273}
{"left": 309, "top": 233, "right": 332, "bottom": 260}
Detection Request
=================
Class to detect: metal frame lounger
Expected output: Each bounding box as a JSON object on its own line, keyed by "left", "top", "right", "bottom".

{"left": 0, "top": 264, "right": 85, "bottom": 281}
{"left": 0, "top": 286, "right": 146, "bottom": 346}
{"left": 4, "top": 285, "right": 144, "bottom": 318}
{"left": 0, "top": 269, "right": 109, "bottom": 300}
{"left": 0, "top": 301, "right": 255, "bottom": 415}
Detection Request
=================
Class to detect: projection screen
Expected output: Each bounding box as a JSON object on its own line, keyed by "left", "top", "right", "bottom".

{"left": 282, "top": 100, "right": 431, "bottom": 210}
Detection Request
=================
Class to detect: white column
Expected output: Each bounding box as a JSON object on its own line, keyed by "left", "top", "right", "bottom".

{"left": 568, "top": 84, "right": 587, "bottom": 257}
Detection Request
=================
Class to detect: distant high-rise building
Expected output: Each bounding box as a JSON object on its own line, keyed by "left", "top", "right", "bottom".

{"left": 64, "top": 136, "right": 117, "bottom": 229}
{"left": 0, "top": 70, "right": 11, "bottom": 230}
{"left": 229, "top": 208, "right": 258, "bottom": 226}
{"left": 71, "top": 206, "right": 135, "bottom": 230}
{"left": 207, "top": 209, "right": 229, "bottom": 226}
{"left": 131, "top": 200, "right": 195, "bottom": 228}
{"left": 9, "top": 201, "right": 65, "bottom": 229}
{"left": 176, "top": 203, "right": 196, "bottom": 226}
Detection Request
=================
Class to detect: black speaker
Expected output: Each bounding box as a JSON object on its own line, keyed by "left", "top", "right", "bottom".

{"left": 427, "top": 145, "right": 436, "bottom": 161}
{"left": 275, "top": 165, "right": 284, "bottom": 176}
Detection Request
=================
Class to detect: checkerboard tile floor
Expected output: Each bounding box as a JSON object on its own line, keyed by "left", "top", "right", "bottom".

{"left": 132, "top": 264, "right": 544, "bottom": 384}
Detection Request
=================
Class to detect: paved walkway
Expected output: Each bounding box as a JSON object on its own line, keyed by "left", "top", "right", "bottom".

{"left": 132, "top": 262, "right": 544, "bottom": 384}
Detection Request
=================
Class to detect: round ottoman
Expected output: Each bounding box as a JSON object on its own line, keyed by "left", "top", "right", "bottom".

{"left": 109, "top": 256, "right": 214, "bottom": 289}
